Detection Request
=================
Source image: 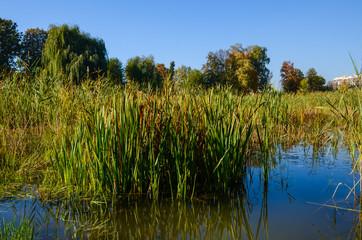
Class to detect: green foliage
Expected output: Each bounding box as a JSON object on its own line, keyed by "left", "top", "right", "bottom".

{"left": 107, "top": 57, "right": 124, "bottom": 84}
{"left": 173, "top": 65, "right": 191, "bottom": 86}
{"left": 53, "top": 88, "right": 257, "bottom": 199}
{"left": 244, "top": 45, "right": 271, "bottom": 90}
{"left": 20, "top": 28, "right": 48, "bottom": 72}
{"left": 202, "top": 50, "right": 227, "bottom": 87}
{"left": 0, "top": 71, "right": 353, "bottom": 200}
{"left": 0, "top": 18, "right": 22, "bottom": 71}
{"left": 42, "top": 24, "right": 107, "bottom": 84}
{"left": 299, "top": 78, "right": 309, "bottom": 94}
{"left": 202, "top": 44, "right": 271, "bottom": 92}
{"left": 186, "top": 69, "right": 206, "bottom": 87}
{"left": 125, "top": 56, "right": 161, "bottom": 88}
{"left": 306, "top": 68, "right": 325, "bottom": 91}
{"left": 226, "top": 49, "right": 260, "bottom": 92}
{"left": 0, "top": 216, "right": 35, "bottom": 240}
{"left": 168, "top": 60, "right": 175, "bottom": 80}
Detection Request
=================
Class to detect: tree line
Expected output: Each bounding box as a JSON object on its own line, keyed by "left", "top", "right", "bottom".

{"left": 0, "top": 17, "right": 328, "bottom": 92}
{"left": 280, "top": 61, "right": 328, "bottom": 93}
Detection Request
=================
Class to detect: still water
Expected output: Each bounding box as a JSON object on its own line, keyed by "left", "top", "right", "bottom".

{"left": 0, "top": 145, "right": 360, "bottom": 239}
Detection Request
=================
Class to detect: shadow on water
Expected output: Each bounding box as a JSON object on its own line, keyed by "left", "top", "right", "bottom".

{"left": 1, "top": 144, "right": 361, "bottom": 239}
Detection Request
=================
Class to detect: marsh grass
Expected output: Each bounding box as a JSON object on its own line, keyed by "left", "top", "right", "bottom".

{"left": 0, "top": 72, "right": 353, "bottom": 200}
{"left": 48, "top": 85, "right": 345, "bottom": 200}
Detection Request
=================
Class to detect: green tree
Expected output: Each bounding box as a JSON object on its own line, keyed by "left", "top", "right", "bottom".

{"left": 184, "top": 69, "right": 206, "bottom": 88}
{"left": 42, "top": 24, "right": 107, "bottom": 84}
{"left": 245, "top": 45, "right": 271, "bottom": 90}
{"left": 202, "top": 49, "right": 228, "bottom": 87}
{"left": 0, "top": 18, "right": 22, "bottom": 70}
{"left": 226, "top": 50, "right": 260, "bottom": 92}
{"left": 280, "top": 61, "right": 304, "bottom": 92}
{"left": 299, "top": 78, "right": 309, "bottom": 94}
{"left": 107, "top": 58, "right": 124, "bottom": 84}
{"left": 168, "top": 61, "right": 175, "bottom": 80}
{"left": 305, "top": 68, "right": 325, "bottom": 91}
{"left": 20, "top": 28, "right": 47, "bottom": 71}
{"left": 125, "top": 56, "right": 161, "bottom": 87}
{"left": 202, "top": 44, "right": 271, "bottom": 92}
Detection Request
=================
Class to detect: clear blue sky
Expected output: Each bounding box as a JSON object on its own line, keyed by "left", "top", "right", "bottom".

{"left": 1, "top": 0, "right": 361, "bottom": 88}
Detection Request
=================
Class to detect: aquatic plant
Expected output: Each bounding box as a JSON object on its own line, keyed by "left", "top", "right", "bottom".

{"left": 0, "top": 216, "right": 35, "bottom": 240}
{"left": 0, "top": 71, "right": 347, "bottom": 199}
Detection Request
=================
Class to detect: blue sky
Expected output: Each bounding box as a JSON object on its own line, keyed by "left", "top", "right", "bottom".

{"left": 1, "top": 0, "right": 361, "bottom": 88}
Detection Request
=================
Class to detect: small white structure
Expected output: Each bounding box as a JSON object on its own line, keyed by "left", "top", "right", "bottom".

{"left": 333, "top": 74, "right": 362, "bottom": 89}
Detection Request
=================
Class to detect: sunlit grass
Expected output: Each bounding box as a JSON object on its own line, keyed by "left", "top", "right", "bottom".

{"left": 0, "top": 72, "right": 356, "bottom": 200}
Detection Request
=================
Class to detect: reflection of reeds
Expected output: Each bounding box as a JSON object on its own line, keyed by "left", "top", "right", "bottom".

{"left": 314, "top": 58, "right": 362, "bottom": 239}
{"left": 6, "top": 190, "right": 269, "bottom": 239}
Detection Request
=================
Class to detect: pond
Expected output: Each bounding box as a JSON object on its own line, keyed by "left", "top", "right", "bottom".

{"left": 0, "top": 145, "right": 360, "bottom": 239}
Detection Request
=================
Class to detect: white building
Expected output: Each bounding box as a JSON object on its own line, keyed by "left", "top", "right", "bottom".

{"left": 333, "top": 74, "right": 362, "bottom": 89}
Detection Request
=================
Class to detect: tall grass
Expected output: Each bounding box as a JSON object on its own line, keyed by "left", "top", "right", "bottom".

{"left": 49, "top": 84, "right": 343, "bottom": 200}
{"left": 0, "top": 72, "right": 350, "bottom": 200}
{"left": 52, "top": 88, "right": 256, "bottom": 199}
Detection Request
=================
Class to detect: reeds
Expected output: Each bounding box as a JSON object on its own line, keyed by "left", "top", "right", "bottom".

{"left": 0, "top": 216, "right": 35, "bottom": 240}
{"left": 49, "top": 84, "right": 343, "bottom": 200}
{"left": 0, "top": 73, "right": 349, "bottom": 200}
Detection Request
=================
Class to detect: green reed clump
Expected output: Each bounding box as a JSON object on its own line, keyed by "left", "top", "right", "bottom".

{"left": 52, "top": 87, "right": 267, "bottom": 199}
{"left": 49, "top": 83, "right": 344, "bottom": 200}
{"left": 0, "top": 216, "right": 35, "bottom": 240}
{"left": 0, "top": 71, "right": 346, "bottom": 199}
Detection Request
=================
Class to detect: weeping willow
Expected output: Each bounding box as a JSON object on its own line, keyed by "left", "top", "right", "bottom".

{"left": 42, "top": 24, "right": 107, "bottom": 84}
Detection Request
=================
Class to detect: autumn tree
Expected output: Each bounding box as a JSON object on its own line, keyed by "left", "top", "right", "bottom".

{"left": 42, "top": 24, "right": 107, "bottom": 84}
{"left": 107, "top": 58, "right": 124, "bottom": 84}
{"left": 305, "top": 68, "right": 325, "bottom": 91}
{"left": 0, "top": 18, "right": 22, "bottom": 71}
{"left": 155, "top": 63, "right": 168, "bottom": 82}
{"left": 280, "top": 61, "right": 304, "bottom": 92}
{"left": 20, "top": 28, "right": 47, "bottom": 71}
{"left": 225, "top": 45, "right": 261, "bottom": 92}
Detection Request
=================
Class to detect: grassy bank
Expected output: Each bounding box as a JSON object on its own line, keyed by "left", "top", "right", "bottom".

{"left": 0, "top": 74, "right": 358, "bottom": 200}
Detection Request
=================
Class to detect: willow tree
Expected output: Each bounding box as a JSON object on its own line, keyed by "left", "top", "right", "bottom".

{"left": 42, "top": 24, "right": 107, "bottom": 84}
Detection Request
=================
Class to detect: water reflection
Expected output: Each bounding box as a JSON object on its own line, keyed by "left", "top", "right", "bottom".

{"left": 0, "top": 145, "right": 360, "bottom": 239}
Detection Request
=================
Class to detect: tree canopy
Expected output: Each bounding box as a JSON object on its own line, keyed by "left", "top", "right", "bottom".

{"left": 42, "top": 24, "right": 107, "bottom": 84}
{"left": 305, "top": 68, "right": 325, "bottom": 91}
{"left": 125, "top": 56, "right": 167, "bottom": 88}
{"left": 20, "top": 28, "right": 47, "bottom": 71}
{"left": 0, "top": 18, "right": 22, "bottom": 71}
{"left": 202, "top": 44, "right": 271, "bottom": 92}
{"left": 280, "top": 61, "right": 304, "bottom": 92}
{"left": 107, "top": 58, "right": 124, "bottom": 84}
{"left": 202, "top": 49, "right": 228, "bottom": 87}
